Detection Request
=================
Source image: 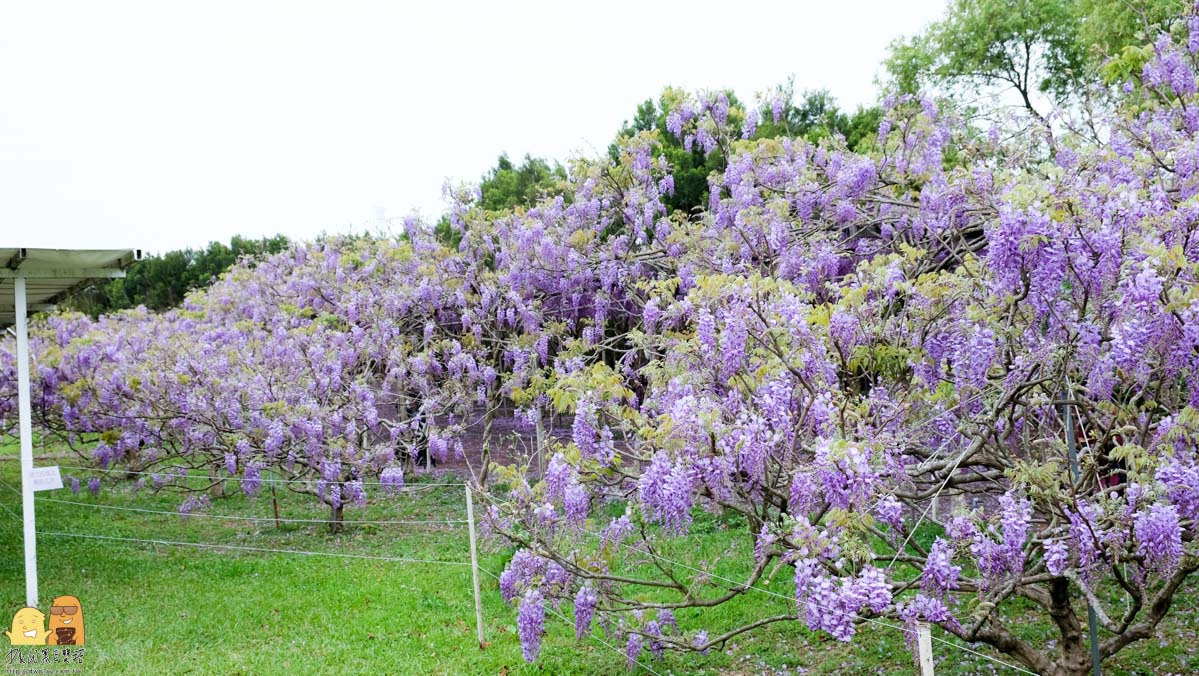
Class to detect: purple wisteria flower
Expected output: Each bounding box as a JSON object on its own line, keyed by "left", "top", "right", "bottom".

{"left": 518, "top": 588, "right": 546, "bottom": 662}
{"left": 380, "top": 466, "right": 405, "bottom": 493}
{"left": 1045, "top": 539, "right": 1070, "bottom": 576}
{"left": 625, "top": 632, "right": 643, "bottom": 668}
{"left": 1134, "top": 503, "right": 1184, "bottom": 575}
{"left": 574, "top": 584, "right": 597, "bottom": 640}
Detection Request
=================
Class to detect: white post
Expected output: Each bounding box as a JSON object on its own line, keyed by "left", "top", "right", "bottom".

{"left": 14, "top": 276, "right": 39, "bottom": 607}
{"left": 535, "top": 405, "right": 545, "bottom": 476}
{"left": 917, "top": 622, "right": 935, "bottom": 676}
{"left": 465, "top": 484, "right": 485, "bottom": 648}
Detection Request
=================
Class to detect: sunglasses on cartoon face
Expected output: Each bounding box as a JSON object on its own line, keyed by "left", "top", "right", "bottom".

{"left": 50, "top": 606, "right": 78, "bottom": 616}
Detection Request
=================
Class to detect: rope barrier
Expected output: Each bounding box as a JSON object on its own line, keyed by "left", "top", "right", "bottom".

{"left": 36, "top": 496, "right": 468, "bottom": 526}
{"left": 0, "top": 497, "right": 21, "bottom": 521}
{"left": 7, "top": 462, "right": 1035, "bottom": 674}
{"left": 55, "top": 464, "right": 468, "bottom": 488}
{"left": 1, "top": 475, "right": 466, "bottom": 525}
{"left": 36, "top": 530, "right": 473, "bottom": 567}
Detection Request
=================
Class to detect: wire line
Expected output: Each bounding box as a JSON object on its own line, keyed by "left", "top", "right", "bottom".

{"left": 55, "top": 464, "right": 467, "bottom": 488}
{"left": 36, "top": 496, "right": 468, "bottom": 526}
{"left": 37, "top": 530, "right": 472, "bottom": 567}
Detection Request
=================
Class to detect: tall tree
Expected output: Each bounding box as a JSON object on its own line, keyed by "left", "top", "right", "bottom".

{"left": 886, "top": 0, "right": 1190, "bottom": 117}
{"left": 753, "top": 84, "right": 883, "bottom": 151}
{"left": 609, "top": 87, "right": 734, "bottom": 216}
{"left": 434, "top": 153, "right": 567, "bottom": 247}
{"left": 64, "top": 235, "right": 290, "bottom": 315}
{"left": 886, "top": 0, "right": 1088, "bottom": 117}
{"left": 478, "top": 153, "right": 568, "bottom": 213}
{"left": 1077, "top": 0, "right": 1187, "bottom": 61}
{"left": 611, "top": 86, "right": 880, "bottom": 216}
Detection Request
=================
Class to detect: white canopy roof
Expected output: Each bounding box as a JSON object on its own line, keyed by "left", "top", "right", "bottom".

{"left": 0, "top": 247, "right": 142, "bottom": 326}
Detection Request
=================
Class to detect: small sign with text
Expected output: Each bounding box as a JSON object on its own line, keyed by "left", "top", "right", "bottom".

{"left": 30, "top": 466, "right": 63, "bottom": 492}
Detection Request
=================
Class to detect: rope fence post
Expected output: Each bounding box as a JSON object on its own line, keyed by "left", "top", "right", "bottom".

{"left": 1063, "top": 388, "right": 1103, "bottom": 676}
{"left": 917, "top": 622, "right": 935, "bottom": 676}
{"left": 465, "top": 483, "right": 485, "bottom": 648}
{"left": 535, "top": 404, "right": 545, "bottom": 477}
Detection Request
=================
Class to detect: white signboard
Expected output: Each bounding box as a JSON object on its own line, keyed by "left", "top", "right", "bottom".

{"left": 31, "top": 466, "right": 63, "bottom": 492}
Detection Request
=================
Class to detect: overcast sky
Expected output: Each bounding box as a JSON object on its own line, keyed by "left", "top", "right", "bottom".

{"left": 1, "top": 1, "right": 946, "bottom": 254}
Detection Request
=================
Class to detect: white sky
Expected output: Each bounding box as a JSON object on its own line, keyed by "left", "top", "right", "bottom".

{"left": 0, "top": 1, "right": 946, "bottom": 254}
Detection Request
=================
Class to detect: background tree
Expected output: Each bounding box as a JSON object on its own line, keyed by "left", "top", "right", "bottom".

{"left": 886, "top": 0, "right": 1191, "bottom": 117}
{"left": 64, "top": 235, "right": 289, "bottom": 315}
{"left": 435, "top": 153, "right": 568, "bottom": 246}
{"left": 752, "top": 83, "right": 883, "bottom": 151}
{"left": 1077, "top": 0, "right": 1187, "bottom": 62}
{"left": 885, "top": 0, "right": 1088, "bottom": 116}
{"left": 478, "top": 153, "right": 568, "bottom": 213}
{"left": 610, "top": 86, "right": 880, "bottom": 216}
{"left": 608, "top": 87, "right": 735, "bottom": 216}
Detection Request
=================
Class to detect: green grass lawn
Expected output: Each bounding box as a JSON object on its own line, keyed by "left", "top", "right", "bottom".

{"left": 0, "top": 446, "right": 1195, "bottom": 675}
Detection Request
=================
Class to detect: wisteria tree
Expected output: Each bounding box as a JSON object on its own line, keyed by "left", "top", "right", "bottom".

{"left": 484, "top": 13, "right": 1199, "bottom": 676}
{"left": 2, "top": 238, "right": 500, "bottom": 529}
{"left": 2, "top": 5, "right": 1198, "bottom": 674}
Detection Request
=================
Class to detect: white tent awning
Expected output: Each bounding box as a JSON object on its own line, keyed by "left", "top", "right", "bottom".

{"left": 0, "top": 247, "right": 142, "bottom": 325}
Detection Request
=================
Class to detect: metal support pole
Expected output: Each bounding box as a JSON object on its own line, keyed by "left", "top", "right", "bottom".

{"left": 465, "top": 484, "right": 485, "bottom": 648}
{"left": 15, "top": 276, "right": 39, "bottom": 607}
{"left": 917, "top": 622, "right": 934, "bottom": 676}
{"left": 1064, "top": 399, "right": 1103, "bottom": 676}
